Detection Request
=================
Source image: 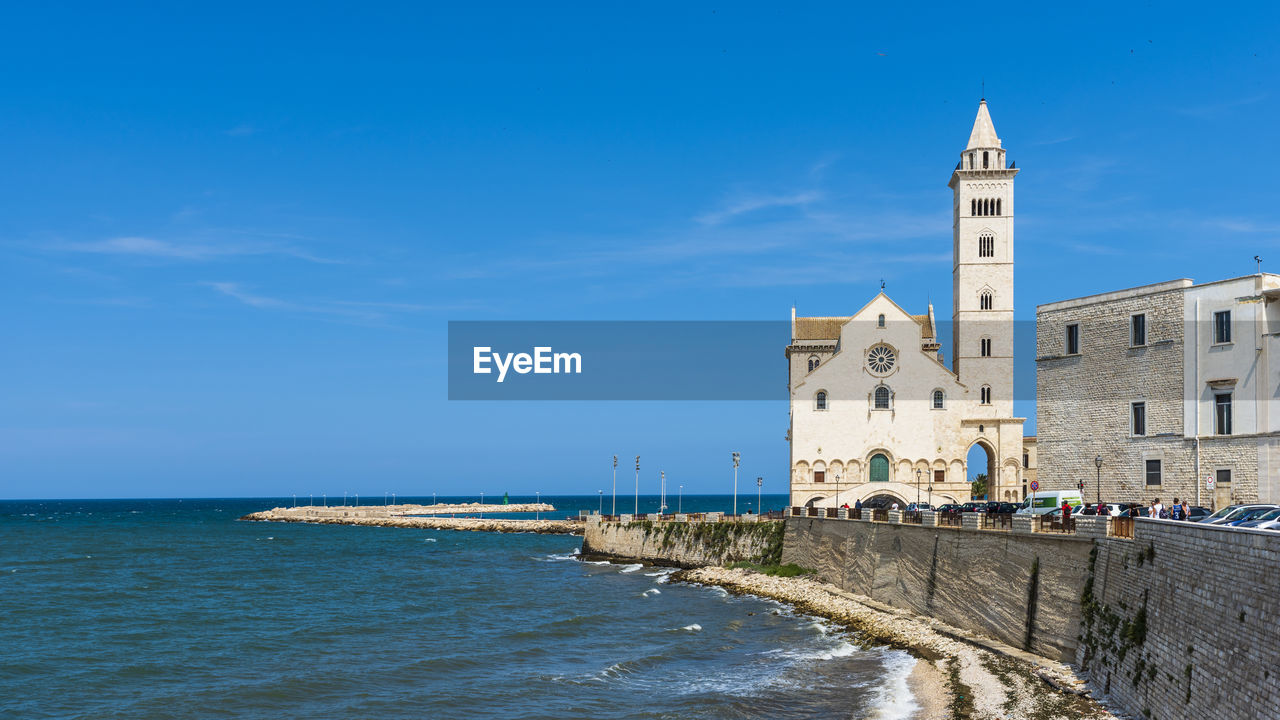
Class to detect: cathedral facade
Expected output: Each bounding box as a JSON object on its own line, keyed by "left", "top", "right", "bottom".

{"left": 786, "top": 101, "right": 1025, "bottom": 509}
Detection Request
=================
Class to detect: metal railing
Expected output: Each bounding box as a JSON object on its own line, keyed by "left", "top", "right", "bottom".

{"left": 903, "top": 510, "right": 922, "bottom": 525}
{"left": 1038, "top": 514, "right": 1076, "bottom": 534}
{"left": 939, "top": 511, "right": 963, "bottom": 527}
{"left": 872, "top": 508, "right": 888, "bottom": 522}
{"left": 982, "top": 512, "right": 1013, "bottom": 531}
{"left": 807, "top": 506, "right": 819, "bottom": 517}
{"left": 849, "top": 508, "right": 862, "bottom": 521}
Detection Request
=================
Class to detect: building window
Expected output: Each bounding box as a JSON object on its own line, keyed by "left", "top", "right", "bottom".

{"left": 877, "top": 313, "right": 885, "bottom": 328}
{"left": 996, "top": 198, "right": 1001, "bottom": 215}
{"left": 813, "top": 470, "right": 825, "bottom": 483}
{"left": 808, "top": 355, "right": 820, "bottom": 372}
{"left": 874, "top": 386, "right": 891, "bottom": 409}
{"left": 1145, "top": 459, "right": 1162, "bottom": 486}
{"left": 934, "top": 469, "right": 945, "bottom": 484}
{"left": 1131, "top": 401, "right": 1146, "bottom": 436}
{"left": 1215, "top": 393, "right": 1232, "bottom": 435}
{"left": 1131, "top": 314, "right": 1146, "bottom": 346}
{"left": 1216, "top": 468, "right": 1232, "bottom": 486}
{"left": 980, "top": 338, "right": 992, "bottom": 357}
{"left": 870, "top": 454, "right": 889, "bottom": 483}
{"left": 969, "top": 152, "right": 974, "bottom": 170}
{"left": 1214, "top": 310, "right": 1231, "bottom": 344}
{"left": 983, "top": 151, "right": 989, "bottom": 169}
{"left": 932, "top": 390, "right": 945, "bottom": 409}
{"left": 971, "top": 198, "right": 977, "bottom": 216}
{"left": 980, "top": 291, "right": 992, "bottom": 310}
{"left": 980, "top": 385, "right": 991, "bottom": 404}
{"left": 1022, "top": 452, "right": 1029, "bottom": 468}
{"left": 815, "top": 391, "right": 827, "bottom": 411}
{"left": 978, "top": 233, "right": 994, "bottom": 258}
{"left": 1065, "top": 324, "right": 1080, "bottom": 355}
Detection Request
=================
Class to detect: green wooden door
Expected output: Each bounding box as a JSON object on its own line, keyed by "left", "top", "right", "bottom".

{"left": 870, "top": 454, "right": 889, "bottom": 483}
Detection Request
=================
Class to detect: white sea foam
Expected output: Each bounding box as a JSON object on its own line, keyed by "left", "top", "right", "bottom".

{"left": 680, "top": 623, "right": 701, "bottom": 632}
{"left": 707, "top": 586, "right": 729, "bottom": 597}
{"left": 645, "top": 569, "right": 676, "bottom": 583}
{"left": 423, "top": 538, "right": 437, "bottom": 543}
{"left": 869, "top": 651, "right": 920, "bottom": 720}
{"left": 618, "top": 563, "right": 643, "bottom": 573}
{"left": 642, "top": 588, "right": 660, "bottom": 597}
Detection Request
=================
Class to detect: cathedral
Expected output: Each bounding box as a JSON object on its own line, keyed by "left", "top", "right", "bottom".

{"left": 786, "top": 100, "right": 1025, "bottom": 509}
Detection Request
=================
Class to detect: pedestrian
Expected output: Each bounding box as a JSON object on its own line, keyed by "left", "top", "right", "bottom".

{"left": 1097, "top": 502, "right": 1109, "bottom": 516}
{"left": 1151, "top": 497, "right": 1164, "bottom": 518}
{"left": 1181, "top": 499, "right": 1191, "bottom": 520}
{"left": 854, "top": 499, "right": 862, "bottom": 510}
{"left": 891, "top": 501, "right": 900, "bottom": 511}
{"left": 1169, "top": 497, "right": 1184, "bottom": 521}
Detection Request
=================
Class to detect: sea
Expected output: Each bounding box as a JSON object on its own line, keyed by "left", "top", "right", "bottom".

{"left": 1, "top": 496, "right": 920, "bottom": 719}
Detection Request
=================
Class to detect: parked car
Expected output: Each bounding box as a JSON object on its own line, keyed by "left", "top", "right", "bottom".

{"left": 1187, "top": 506, "right": 1211, "bottom": 522}
{"left": 995, "top": 502, "right": 1020, "bottom": 514}
{"left": 1236, "top": 508, "right": 1280, "bottom": 528}
{"left": 1225, "top": 506, "right": 1279, "bottom": 526}
{"left": 935, "top": 503, "right": 963, "bottom": 513}
{"left": 904, "top": 502, "right": 932, "bottom": 512}
{"left": 1200, "top": 504, "right": 1275, "bottom": 526}
{"left": 959, "top": 502, "right": 985, "bottom": 512}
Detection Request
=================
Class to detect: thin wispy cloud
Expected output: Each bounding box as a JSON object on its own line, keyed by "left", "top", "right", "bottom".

{"left": 1176, "top": 93, "right": 1268, "bottom": 119}
{"left": 224, "top": 124, "right": 259, "bottom": 137}
{"left": 1030, "top": 135, "right": 1077, "bottom": 146}
{"left": 695, "top": 190, "right": 823, "bottom": 226}
{"left": 203, "top": 282, "right": 487, "bottom": 322}
{"left": 55, "top": 236, "right": 344, "bottom": 264}
{"left": 1202, "top": 217, "right": 1280, "bottom": 234}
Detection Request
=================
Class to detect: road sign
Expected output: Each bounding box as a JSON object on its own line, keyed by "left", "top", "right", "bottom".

{"left": 1030, "top": 480, "right": 1039, "bottom": 491}
{"left": 1206, "top": 476, "right": 1216, "bottom": 491}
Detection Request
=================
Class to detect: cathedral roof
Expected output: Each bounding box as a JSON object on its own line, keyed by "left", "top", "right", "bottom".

{"left": 966, "top": 100, "right": 1002, "bottom": 150}
{"left": 793, "top": 316, "right": 848, "bottom": 341}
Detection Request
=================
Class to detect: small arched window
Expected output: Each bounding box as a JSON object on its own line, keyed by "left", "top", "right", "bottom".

{"left": 877, "top": 314, "right": 885, "bottom": 328}
{"left": 983, "top": 151, "right": 989, "bottom": 169}
{"left": 808, "top": 355, "right": 820, "bottom": 372}
{"left": 815, "top": 391, "right": 827, "bottom": 411}
{"left": 971, "top": 198, "right": 976, "bottom": 216}
{"left": 996, "top": 198, "right": 1002, "bottom": 215}
{"left": 980, "top": 385, "right": 992, "bottom": 405}
{"left": 968, "top": 152, "right": 974, "bottom": 169}
{"left": 874, "top": 386, "right": 890, "bottom": 409}
{"left": 978, "top": 233, "right": 994, "bottom": 258}
{"left": 932, "top": 390, "right": 945, "bottom": 410}
{"left": 980, "top": 338, "right": 992, "bottom": 357}
{"left": 980, "top": 291, "right": 993, "bottom": 310}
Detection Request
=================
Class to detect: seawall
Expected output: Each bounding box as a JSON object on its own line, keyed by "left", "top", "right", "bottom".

{"left": 581, "top": 516, "right": 783, "bottom": 566}
{"left": 241, "top": 509, "right": 582, "bottom": 535}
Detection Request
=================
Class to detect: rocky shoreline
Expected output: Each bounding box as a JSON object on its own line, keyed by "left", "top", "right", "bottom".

{"left": 240, "top": 510, "right": 583, "bottom": 535}
{"left": 674, "top": 566, "right": 1121, "bottom": 720}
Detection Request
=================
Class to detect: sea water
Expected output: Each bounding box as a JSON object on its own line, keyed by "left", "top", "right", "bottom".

{"left": 0, "top": 498, "right": 918, "bottom": 719}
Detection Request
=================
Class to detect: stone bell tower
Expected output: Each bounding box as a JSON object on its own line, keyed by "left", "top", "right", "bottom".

{"left": 949, "top": 99, "right": 1016, "bottom": 418}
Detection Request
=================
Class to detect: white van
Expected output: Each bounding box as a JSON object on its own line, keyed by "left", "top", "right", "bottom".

{"left": 1016, "top": 490, "right": 1084, "bottom": 515}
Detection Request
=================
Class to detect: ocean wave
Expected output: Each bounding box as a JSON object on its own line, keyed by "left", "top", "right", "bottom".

{"left": 618, "top": 564, "right": 643, "bottom": 573}
{"left": 423, "top": 538, "right": 437, "bottom": 543}
{"left": 679, "top": 623, "right": 701, "bottom": 632}
{"left": 642, "top": 588, "right": 660, "bottom": 597}
{"left": 870, "top": 651, "right": 920, "bottom": 720}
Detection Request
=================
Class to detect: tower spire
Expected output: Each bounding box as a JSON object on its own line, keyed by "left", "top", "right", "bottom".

{"left": 966, "top": 100, "right": 1001, "bottom": 150}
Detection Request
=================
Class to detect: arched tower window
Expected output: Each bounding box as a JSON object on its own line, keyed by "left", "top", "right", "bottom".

{"left": 978, "top": 233, "right": 994, "bottom": 258}
{"left": 815, "top": 391, "right": 827, "bottom": 411}
{"left": 874, "top": 385, "right": 891, "bottom": 409}
{"left": 968, "top": 152, "right": 974, "bottom": 169}
{"left": 980, "top": 385, "right": 992, "bottom": 405}
{"left": 980, "top": 338, "right": 992, "bottom": 357}
{"left": 971, "top": 199, "right": 976, "bottom": 216}
{"left": 807, "top": 355, "right": 820, "bottom": 372}
{"left": 877, "top": 314, "right": 885, "bottom": 328}
{"left": 869, "top": 453, "right": 889, "bottom": 483}
{"left": 980, "top": 291, "right": 993, "bottom": 310}
{"left": 996, "top": 198, "right": 1001, "bottom": 215}
{"left": 983, "top": 151, "right": 989, "bottom": 169}
{"left": 932, "top": 390, "right": 945, "bottom": 409}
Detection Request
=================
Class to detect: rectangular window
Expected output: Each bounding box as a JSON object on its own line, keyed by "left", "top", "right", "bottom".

{"left": 1065, "top": 324, "right": 1080, "bottom": 355}
{"left": 1215, "top": 393, "right": 1233, "bottom": 435}
{"left": 1022, "top": 453, "right": 1029, "bottom": 468}
{"left": 1214, "top": 310, "right": 1231, "bottom": 344}
{"left": 1131, "top": 402, "right": 1146, "bottom": 436}
{"left": 813, "top": 471, "right": 825, "bottom": 483}
{"left": 1131, "top": 314, "right": 1146, "bottom": 346}
{"left": 1145, "top": 459, "right": 1162, "bottom": 486}
{"left": 1216, "top": 468, "right": 1232, "bottom": 486}
{"left": 980, "top": 338, "right": 992, "bottom": 357}
{"left": 933, "top": 469, "right": 945, "bottom": 484}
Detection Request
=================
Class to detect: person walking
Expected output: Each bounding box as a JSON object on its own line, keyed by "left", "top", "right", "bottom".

{"left": 1169, "top": 497, "right": 1184, "bottom": 521}
{"left": 1151, "top": 497, "right": 1164, "bottom": 519}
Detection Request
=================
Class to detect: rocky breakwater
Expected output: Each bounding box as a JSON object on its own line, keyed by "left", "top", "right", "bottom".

{"left": 241, "top": 508, "right": 583, "bottom": 535}
{"left": 679, "top": 566, "right": 1119, "bottom": 720}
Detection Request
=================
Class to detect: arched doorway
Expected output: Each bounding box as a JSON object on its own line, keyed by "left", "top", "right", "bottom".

{"left": 863, "top": 493, "right": 905, "bottom": 509}
{"left": 803, "top": 496, "right": 826, "bottom": 508}
{"left": 869, "top": 453, "right": 890, "bottom": 483}
{"left": 966, "top": 440, "right": 997, "bottom": 501}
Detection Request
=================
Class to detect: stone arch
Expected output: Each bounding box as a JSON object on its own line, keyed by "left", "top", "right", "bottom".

{"left": 966, "top": 438, "right": 998, "bottom": 500}
{"left": 865, "top": 449, "right": 893, "bottom": 483}
{"left": 828, "top": 460, "right": 845, "bottom": 483}
{"left": 794, "top": 460, "right": 810, "bottom": 483}
{"left": 863, "top": 491, "right": 909, "bottom": 508}
{"left": 896, "top": 459, "right": 913, "bottom": 480}
{"left": 801, "top": 494, "right": 826, "bottom": 508}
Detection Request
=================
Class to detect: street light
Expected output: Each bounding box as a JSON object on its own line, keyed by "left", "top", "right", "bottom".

{"left": 611, "top": 455, "right": 618, "bottom": 516}
{"left": 1094, "top": 455, "right": 1103, "bottom": 505}
{"left": 916, "top": 468, "right": 922, "bottom": 510}
{"left": 732, "top": 452, "right": 740, "bottom": 516}
{"left": 598, "top": 489, "right": 603, "bottom": 514}
{"left": 834, "top": 473, "right": 842, "bottom": 508}
{"left": 756, "top": 476, "right": 762, "bottom": 515}
{"left": 634, "top": 456, "right": 640, "bottom": 515}
{"left": 679, "top": 484, "right": 683, "bottom": 514}
{"left": 659, "top": 471, "right": 667, "bottom": 515}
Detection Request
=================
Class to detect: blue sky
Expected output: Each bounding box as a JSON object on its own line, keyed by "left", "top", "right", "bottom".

{"left": 3, "top": 3, "right": 1278, "bottom": 498}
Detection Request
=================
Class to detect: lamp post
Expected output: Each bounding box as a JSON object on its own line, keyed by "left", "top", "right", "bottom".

{"left": 915, "top": 468, "right": 922, "bottom": 509}
{"left": 598, "top": 489, "right": 603, "bottom": 514}
{"left": 660, "top": 471, "right": 666, "bottom": 515}
{"left": 756, "top": 476, "right": 762, "bottom": 515}
{"left": 354, "top": 493, "right": 358, "bottom": 507}
{"left": 292, "top": 494, "right": 296, "bottom": 507}
{"left": 634, "top": 456, "right": 640, "bottom": 515}
{"left": 1094, "top": 455, "right": 1103, "bottom": 505}
{"left": 432, "top": 492, "right": 436, "bottom": 506}
{"left": 732, "top": 452, "right": 740, "bottom": 516}
{"left": 679, "top": 484, "right": 683, "bottom": 514}
{"left": 611, "top": 455, "right": 618, "bottom": 516}
{"left": 343, "top": 492, "right": 347, "bottom": 506}
{"left": 323, "top": 493, "right": 326, "bottom": 507}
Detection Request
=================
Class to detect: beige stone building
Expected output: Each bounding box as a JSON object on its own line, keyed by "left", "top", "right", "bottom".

{"left": 1020, "top": 436, "right": 1037, "bottom": 499}
{"left": 786, "top": 101, "right": 1026, "bottom": 509}
{"left": 1036, "top": 274, "right": 1280, "bottom": 508}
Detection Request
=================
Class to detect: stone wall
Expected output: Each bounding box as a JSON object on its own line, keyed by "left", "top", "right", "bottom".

{"left": 581, "top": 517, "right": 783, "bottom": 567}
{"left": 1081, "top": 518, "right": 1280, "bottom": 720}
{"left": 780, "top": 516, "right": 1093, "bottom": 661}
